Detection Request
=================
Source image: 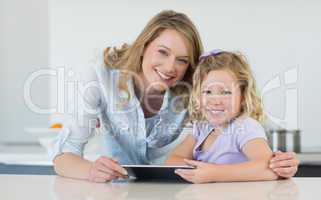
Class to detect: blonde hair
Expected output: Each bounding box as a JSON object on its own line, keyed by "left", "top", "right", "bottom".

{"left": 104, "top": 10, "right": 203, "bottom": 108}
{"left": 189, "top": 51, "right": 265, "bottom": 123}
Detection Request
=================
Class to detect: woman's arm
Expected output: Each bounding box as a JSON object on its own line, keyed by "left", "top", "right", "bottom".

{"left": 175, "top": 138, "right": 278, "bottom": 183}
{"left": 53, "top": 153, "right": 127, "bottom": 182}
{"left": 53, "top": 153, "right": 93, "bottom": 180}
{"left": 52, "top": 66, "right": 127, "bottom": 182}
{"left": 52, "top": 65, "right": 99, "bottom": 179}
{"left": 165, "top": 134, "right": 196, "bottom": 165}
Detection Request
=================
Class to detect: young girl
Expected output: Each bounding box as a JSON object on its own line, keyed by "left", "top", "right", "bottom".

{"left": 165, "top": 50, "right": 279, "bottom": 183}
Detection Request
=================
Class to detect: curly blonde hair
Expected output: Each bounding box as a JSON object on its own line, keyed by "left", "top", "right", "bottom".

{"left": 189, "top": 51, "right": 265, "bottom": 123}
{"left": 104, "top": 10, "right": 203, "bottom": 109}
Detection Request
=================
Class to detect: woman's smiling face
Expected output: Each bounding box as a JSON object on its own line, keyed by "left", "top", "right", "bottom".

{"left": 200, "top": 69, "right": 243, "bottom": 127}
{"left": 139, "top": 29, "right": 190, "bottom": 93}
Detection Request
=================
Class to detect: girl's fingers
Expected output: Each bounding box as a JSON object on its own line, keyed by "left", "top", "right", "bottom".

{"left": 175, "top": 171, "right": 193, "bottom": 183}
{"left": 175, "top": 169, "right": 195, "bottom": 176}
{"left": 184, "top": 159, "right": 201, "bottom": 167}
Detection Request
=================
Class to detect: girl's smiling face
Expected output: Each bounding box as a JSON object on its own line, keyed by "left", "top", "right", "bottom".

{"left": 200, "top": 69, "right": 243, "bottom": 127}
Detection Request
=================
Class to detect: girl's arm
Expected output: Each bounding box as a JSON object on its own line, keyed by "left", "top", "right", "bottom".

{"left": 165, "top": 134, "right": 196, "bottom": 165}
{"left": 208, "top": 138, "right": 278, "bottom": 181}
{"left": 175, "top": 138, "right": 278, "bottom": 183}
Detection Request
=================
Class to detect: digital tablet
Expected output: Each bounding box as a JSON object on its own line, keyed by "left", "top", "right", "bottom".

{"left": 121, "top": 165, "right": 195, "bottom": 182}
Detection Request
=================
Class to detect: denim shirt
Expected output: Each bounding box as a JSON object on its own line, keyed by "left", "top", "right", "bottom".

{"left": 52, "top": 63, "right": 190, "bottom": 165}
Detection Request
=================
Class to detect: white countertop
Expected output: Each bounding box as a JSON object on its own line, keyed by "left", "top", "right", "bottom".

{"left": 1, "top": 143, "right": 321, "bottom": 165}
{"left": 1, "top": 175, "right": 319, "bottom": 200}
{"left": 0, "top": 143, "right": 100, "bottom": 165}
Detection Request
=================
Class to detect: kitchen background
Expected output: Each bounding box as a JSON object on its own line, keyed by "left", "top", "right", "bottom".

{"left": 1, "top": 0, "right": 321, "bottom": 165}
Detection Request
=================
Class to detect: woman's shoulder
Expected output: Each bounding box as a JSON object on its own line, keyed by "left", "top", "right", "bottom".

{"left": 93, "top": 63, "right": 121, "bottom": 79}
{"left": 77, "top": 59, "right": 122, "bottom": 103}
{"left": 79, "top": 62, "right": 124, "bottom": 94}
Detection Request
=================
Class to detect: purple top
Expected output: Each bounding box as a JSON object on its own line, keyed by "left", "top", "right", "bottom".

{"left": 192, "top": 116, "right": 267, "bottom": 164}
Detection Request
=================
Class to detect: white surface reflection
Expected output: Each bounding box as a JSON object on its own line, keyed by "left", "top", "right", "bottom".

{"left": 53, "top": 176, "right": 299, "bottom": 200}
{"left": 175, "top": 179, "right": 299, "bottom": 200}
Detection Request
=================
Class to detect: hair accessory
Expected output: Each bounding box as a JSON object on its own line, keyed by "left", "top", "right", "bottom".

{"left": 199, "top": 49, "right": 223, "bottom": 61}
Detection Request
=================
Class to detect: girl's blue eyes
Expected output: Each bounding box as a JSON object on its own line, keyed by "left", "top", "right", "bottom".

{"left": 202, "top": 90, "right": 232, "bottom": 95}
{"left": 222, "top": 91, "right": 232, "bottom": 95}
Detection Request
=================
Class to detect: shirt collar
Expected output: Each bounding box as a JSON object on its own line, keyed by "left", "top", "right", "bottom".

{"left": 159, "top": 89, "right": 172, "bottom": 112}
{"left": 128, "top": 78, "right": 172, "bottom": 112}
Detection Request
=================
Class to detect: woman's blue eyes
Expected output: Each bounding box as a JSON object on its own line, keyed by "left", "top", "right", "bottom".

{"left": 158, "top": 49, "right": 189, "bottom": 65}
{"left": 158, "top": 49, "right": 169, "bottom": 56}
{"left": 202, "top": 90, "right": 212, "bottom": 95}
{"left": 177, "top": 59, "right": 189, "bottom": 65}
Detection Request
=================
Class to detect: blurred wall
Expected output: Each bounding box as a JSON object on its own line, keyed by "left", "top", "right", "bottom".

{"left": 0, "top": 0, "right": 49, "bottom": 143}
{"left": 1, "top": 0, "right": 320, "bottom": 150}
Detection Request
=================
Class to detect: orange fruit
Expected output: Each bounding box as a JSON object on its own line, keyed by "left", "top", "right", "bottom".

{"left": 50, "top": 123, "right": 63, "bottom": 129}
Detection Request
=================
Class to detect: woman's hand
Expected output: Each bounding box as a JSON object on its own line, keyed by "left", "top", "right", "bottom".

{"left": 269, "top": 151, "right": 300, "bottom": 178}
{"left": 88, "top": 156, "right": 128, "bottom": 183}
{"left": 174, "top": 159, "right": 215, "bottom": 184}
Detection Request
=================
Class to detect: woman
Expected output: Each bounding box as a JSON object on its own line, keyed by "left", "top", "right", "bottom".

{"left": 53, "top": 10, "right": 299, "bottom": 183}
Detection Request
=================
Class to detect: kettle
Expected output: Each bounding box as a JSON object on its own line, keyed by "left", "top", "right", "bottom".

{"left": 267, "top": 129, "right": 301, "bottom": 153}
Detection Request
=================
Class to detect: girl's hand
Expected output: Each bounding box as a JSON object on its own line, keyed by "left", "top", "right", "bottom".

{"left": 269, "top": 151, "right": 300, "bottom": 178}
{"left": 88, "top": 156, "right": 128, "bottom": 183}
{"left": 175, "top": 159, "right": 215, "bottom": 184}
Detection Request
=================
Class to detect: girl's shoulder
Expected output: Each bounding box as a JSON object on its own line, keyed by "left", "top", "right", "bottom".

{"left": 233, "top": 115, "right": 264, "bottom": 132}
{"left": 231, "top": 115, "right": 267, "bottom": 150}
{"left": 192, "top": 121, "right": 214, "bottom": 139}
